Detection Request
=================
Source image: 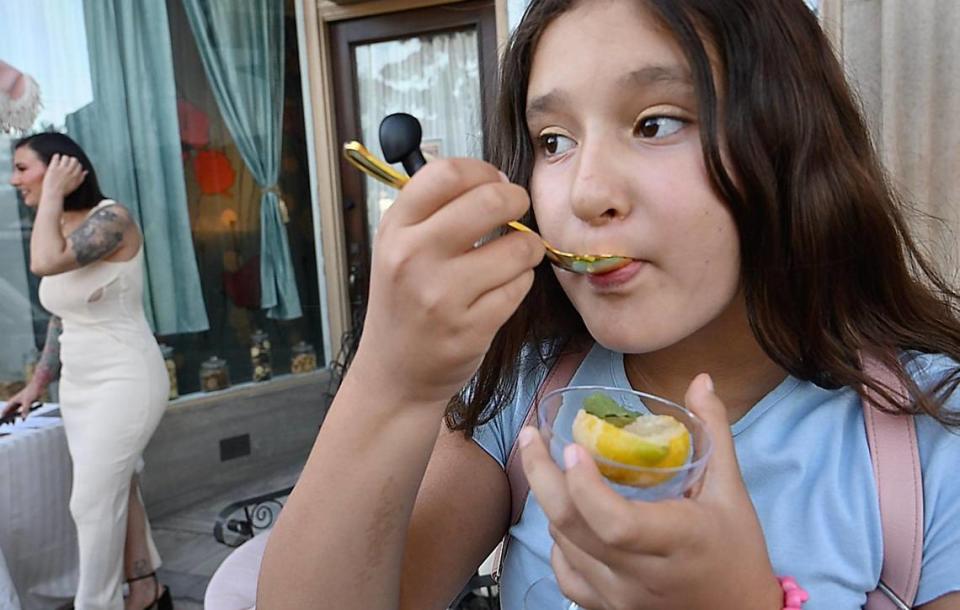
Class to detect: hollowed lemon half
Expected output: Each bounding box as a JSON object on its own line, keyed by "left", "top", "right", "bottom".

{"left": 571, "top": 409, "right": 691, "bottom": 487}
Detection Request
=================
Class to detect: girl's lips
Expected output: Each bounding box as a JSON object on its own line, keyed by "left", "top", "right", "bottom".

{"left": 586, "top": 259, "right": 644, "bottom": 288}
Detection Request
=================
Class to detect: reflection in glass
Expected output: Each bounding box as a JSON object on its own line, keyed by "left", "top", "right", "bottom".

{"left": 0, "top": 0, "right": 93, "bottom": 131}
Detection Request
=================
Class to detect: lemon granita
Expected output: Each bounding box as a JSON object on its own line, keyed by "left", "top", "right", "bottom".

{"left": 571, "top": 392, "right": 691, "bottom": 486}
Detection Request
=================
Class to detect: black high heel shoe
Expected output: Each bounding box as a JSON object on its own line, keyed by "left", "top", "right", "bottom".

{"left": 126, "top": 572, "right": 173, "bottom": 610}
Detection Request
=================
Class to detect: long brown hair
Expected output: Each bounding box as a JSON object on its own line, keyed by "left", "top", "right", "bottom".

{"left": 446, "top": 0, "right": 960, "bottom": 434}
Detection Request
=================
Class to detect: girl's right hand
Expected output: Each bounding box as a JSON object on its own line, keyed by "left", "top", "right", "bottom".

{"left": 2, "top": 384, "right": 42, "bottom": 421}
{"left": 351, "top": 158, "right": 545, "bottom": 408}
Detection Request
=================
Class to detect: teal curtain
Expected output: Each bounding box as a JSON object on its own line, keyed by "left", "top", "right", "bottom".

{"left": 65, "top": 0, "right": 209, "bottom": 334}
{"left": 181, "top": 0, "right": 302, "bottom": 320}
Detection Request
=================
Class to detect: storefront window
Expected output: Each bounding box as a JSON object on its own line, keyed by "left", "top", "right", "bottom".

{"left": 161, "top": 0, "right": 324, "bottom": 395}
{"left": 0, "top": 0, "right": 324, "bottom": 400}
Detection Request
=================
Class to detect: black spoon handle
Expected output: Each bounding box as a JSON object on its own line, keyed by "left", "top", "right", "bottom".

{"left": 379, "top": 113, "right": 427, "bottom": 177}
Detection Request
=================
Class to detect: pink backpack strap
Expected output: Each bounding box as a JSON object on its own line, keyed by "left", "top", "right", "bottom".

{"left": 861, "top": 354, "right": 923, "bottom": 610}
{"left": 492, "top": 347, "right": 589, "bottom": 582}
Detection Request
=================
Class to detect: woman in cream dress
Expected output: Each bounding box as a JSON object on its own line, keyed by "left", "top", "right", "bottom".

{"left": 3, "top": 133, "right": 172, "bottom": 610}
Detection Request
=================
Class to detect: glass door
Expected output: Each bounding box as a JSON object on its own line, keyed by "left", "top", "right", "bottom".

{"left": 330, "top": 0, "right": 498, "bottom": 332}
{"left": 354, "top": 29, "right": 484, "bottom": 239}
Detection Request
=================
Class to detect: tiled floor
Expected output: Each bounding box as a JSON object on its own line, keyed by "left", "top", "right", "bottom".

{"left": 152, "top": 462, "right": 304, "bottom": 610}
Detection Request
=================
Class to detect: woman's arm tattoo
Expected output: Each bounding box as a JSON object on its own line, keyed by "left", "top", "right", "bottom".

{"left": 68, "top": 207, "right": 131, "bottom": 266}
{"left": 32, "top": 315, "right": 62, "bottom": 388}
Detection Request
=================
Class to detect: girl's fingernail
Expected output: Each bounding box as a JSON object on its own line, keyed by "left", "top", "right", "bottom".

{"left": 563, "top": 444, "right": 580, "bottom": 468}
{"left": 518, "top": 427, "right": 535, "bottom": 448}
{"left": 702, "top": 374, "right": 715, "bottom": 393}
{"left": 498, "top": 170, "right": 511, "bottom": 183}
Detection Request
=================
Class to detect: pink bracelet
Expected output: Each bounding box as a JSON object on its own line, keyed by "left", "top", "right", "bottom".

{"left": 778, "top": 576, "right": 809, "bottom": 609}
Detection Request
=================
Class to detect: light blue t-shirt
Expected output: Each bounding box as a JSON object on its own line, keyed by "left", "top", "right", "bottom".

{"left": 472, "top": 344, "right": 960, "bottom": 609}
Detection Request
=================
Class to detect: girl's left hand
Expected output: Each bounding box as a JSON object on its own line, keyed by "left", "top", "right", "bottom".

{"left": 520, "top": 374, "right": 784, "bottom": 610}
{"left": 41, "top": 154, "right": 87, "bottom": 200}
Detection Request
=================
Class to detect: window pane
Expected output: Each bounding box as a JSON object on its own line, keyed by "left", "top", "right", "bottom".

{"left": 354, "top": 29, "right": 483, "bottom": 240}
{"left": 162, "top": 0, "right": 325, "bottom": 395}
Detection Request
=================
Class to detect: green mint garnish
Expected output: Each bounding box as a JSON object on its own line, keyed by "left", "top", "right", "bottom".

{"left": 582, "top": 392, "right": 637, "bottom": 428}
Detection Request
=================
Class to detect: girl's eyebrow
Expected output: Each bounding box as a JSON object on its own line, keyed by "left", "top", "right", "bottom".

{"left": 525, "top": 64, "right": 694, "bottom": 124}
{"left": 618, "top": 64, "right": 693, "bottom": 88}
{"left": 525, "top": 89, "right": 571, "bottom": 124}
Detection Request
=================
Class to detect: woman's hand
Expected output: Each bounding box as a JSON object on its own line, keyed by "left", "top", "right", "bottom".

{"left": 2, "top": 384, "right": 42, "bottom": 421}
{"left": 520, "top": 374, "right": 784, "bottom": 610}
{"left": 41, "top": 154, "right": 87, "bottom": 201}
{"left": 350, "top": 158, "right": 545, "bottom": 408}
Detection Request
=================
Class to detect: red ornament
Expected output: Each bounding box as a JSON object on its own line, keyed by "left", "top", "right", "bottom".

{"left": 194, "top": 149, "right": 236, "bottom": 196}
{"left": 177, "top": 99, "right": 210, "bottom": 148}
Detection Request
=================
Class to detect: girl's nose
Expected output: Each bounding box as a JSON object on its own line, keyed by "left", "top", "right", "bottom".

{"left": 568, "top": 139, "right": 632, "bottom": 226}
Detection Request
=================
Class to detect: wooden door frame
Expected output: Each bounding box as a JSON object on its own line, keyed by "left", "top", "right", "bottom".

{"left": 299, "top": 0, "right": 508, "bottom": 356}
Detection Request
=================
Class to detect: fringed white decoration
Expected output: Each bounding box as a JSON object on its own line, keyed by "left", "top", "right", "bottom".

{"left": 0, "top": 75, "right": 42, "bottom": 134}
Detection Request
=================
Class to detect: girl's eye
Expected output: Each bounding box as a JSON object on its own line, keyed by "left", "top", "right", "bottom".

{"left": 538, "top": 133, "right": 576, "bottom": 157}
{"left": 635, "top": 116, "right": 686, "bottom": 139}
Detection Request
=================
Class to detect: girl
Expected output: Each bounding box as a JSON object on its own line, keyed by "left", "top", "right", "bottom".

{"left": 257, "top": 0, "right": 960, "bottom": 608}
{"left": 5, "top": 133, "right": 172, "bottom": 610}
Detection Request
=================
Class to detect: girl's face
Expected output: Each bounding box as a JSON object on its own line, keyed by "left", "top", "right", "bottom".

{"left": 10, "top": 146, "right": 46, "bottom": 207}
{"left": 527, "top": 0, "right": 742, "bottom": 355}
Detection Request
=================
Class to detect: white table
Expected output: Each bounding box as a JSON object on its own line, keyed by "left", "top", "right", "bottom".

{"left": 0, "top": 402, "right": 78, "bottom": 610}
{"left": 0, "top": 546, "right": 21, "bottom": 610}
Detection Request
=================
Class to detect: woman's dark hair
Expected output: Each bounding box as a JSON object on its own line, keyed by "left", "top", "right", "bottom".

{"left": 446, "top": 0, "right": 960, "bottom": 434}
{"left": 14, "top": 132, "right": 106, "bottom": 211}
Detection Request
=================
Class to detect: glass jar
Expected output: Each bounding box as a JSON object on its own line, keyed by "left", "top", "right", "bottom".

{"left": 290, "top": 341, "right": 317, "bottom": 374}
{"left": 250, "top": 329, "right": 272, "bottom": 382}
{"left": 200, "top": 356, "right": 230, "bottom": 392}
{"left": 159, "top": 344, "right": 179, "bottom": 400}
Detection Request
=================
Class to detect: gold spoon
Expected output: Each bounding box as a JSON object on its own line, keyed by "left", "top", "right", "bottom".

{"left": 343, "top": 141, "right": 633, "bottom": 275}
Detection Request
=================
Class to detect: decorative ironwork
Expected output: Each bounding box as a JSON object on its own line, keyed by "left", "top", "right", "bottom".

{"left": 213, "top": 486, "right": 294, "bottom": 547}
